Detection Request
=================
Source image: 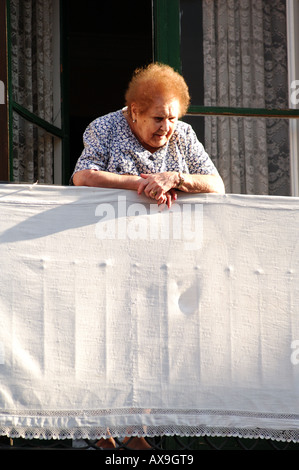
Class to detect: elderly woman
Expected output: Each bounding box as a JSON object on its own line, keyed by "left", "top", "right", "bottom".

{"left": 72, "top": 63, "right": 224, "bottom": 450}
{"left": 72, "top": 63, "right": 225, "bottom": 204}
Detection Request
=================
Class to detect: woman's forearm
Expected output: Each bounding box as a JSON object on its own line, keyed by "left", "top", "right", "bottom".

{"left": 177, "top": 173, "right": 225, "bottom": 194}
{"left": 73, "top": 169, "right": 141, "bottom": 190}
{"left": 137, "top": 171, "right": 225, "bottom": 196}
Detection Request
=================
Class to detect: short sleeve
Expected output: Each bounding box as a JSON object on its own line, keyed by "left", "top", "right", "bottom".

{"left": 72, "top": 118, "right": 110, "bottom": 175}
{"left": 184, "top": 125, "right": 218, "bottom": 175}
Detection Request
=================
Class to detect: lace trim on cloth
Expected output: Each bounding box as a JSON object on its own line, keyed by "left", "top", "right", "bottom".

{"left": 2, "top": 409, "right": 299, "bottom": 442}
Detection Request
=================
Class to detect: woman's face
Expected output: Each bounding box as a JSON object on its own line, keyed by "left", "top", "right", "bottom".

{"left": 131, "top": 96, "right": 180, "bottom": 152}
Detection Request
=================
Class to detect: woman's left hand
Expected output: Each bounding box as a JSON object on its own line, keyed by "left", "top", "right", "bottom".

{"left": 159, "top": 189, "right": 177, "bottom": 208}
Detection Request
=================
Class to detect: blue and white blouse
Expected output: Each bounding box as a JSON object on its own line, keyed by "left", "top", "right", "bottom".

{"left": 72, "top": 108, "right": 217, "bottom": 178}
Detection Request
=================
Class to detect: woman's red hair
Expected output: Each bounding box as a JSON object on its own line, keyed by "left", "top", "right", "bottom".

{"left": 125, "top": 63, "right": 190, "bottom": 117}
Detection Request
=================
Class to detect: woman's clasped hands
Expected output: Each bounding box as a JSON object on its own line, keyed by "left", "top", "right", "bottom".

{"left": 137, "top": 172, "right": 179, "bottom": 208}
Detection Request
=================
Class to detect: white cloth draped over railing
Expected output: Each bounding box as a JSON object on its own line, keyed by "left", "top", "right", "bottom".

{"left": 0, "top": 184, "right": 299, "bottom": 441}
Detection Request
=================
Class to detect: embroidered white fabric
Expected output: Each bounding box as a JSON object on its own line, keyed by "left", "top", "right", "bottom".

{"left": 0, "top": 184, "right": 299, "bottom": 441}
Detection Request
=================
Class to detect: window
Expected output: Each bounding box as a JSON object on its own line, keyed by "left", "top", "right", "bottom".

{"left": 153, "top": 0, "right": 299, "bottom": 196}
{"left": 4, "top": 0, "right": 153, "bottom": 185}
{"left": 0, "top": 0, "right": 9, "bottom": 181}
{"left": 7, "top": 0, "right": 68, "bottom": 184}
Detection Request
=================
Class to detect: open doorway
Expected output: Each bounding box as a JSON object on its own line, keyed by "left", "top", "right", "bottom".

{"left": 67, "top": 0, "right": 153, "bottom": 176}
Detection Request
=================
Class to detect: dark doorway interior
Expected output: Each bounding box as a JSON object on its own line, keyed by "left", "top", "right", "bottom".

{"left": 67, "top": 0, "right": 153, "bottom": 176}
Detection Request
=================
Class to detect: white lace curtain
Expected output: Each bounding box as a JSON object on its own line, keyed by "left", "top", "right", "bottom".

{"left": 11, "top": 0, "right": 54, "bottom": 184}
{"left": 203, "top": 0, "right": 290, "bottom": 195}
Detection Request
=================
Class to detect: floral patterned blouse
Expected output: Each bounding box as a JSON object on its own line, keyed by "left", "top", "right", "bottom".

{"left": 72, "top": 108, "right": 217, "bottom": 179}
